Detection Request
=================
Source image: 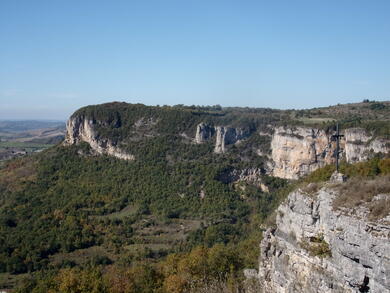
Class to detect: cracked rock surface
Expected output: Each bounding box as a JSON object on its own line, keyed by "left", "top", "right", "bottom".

{"left": 258, "top": 188, "right": 390, "bottom": 293}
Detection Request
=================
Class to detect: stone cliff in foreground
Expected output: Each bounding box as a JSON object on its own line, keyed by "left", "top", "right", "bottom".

{"left": 257, "top": 178, "right": 390, "bottom": 292}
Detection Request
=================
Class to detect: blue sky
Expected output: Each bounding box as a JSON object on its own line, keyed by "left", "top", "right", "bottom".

{"left": 0, "top": 0, "right": 389, "bottom": 120}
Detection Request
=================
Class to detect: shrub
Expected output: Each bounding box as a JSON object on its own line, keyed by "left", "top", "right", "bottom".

{"left": 304, "top": 164, "right": 335, "bottom": 183}
{"left": 370, "top": 103, "right": 386, "bottom": 111}
{"left": 303, "top": 157, "right": 390, "bottom": 185}
{"left": 378, "top": 158, "right": 390, "bottom": 174}
{"left": 300, "top": 234, "right": 331, "bottom": 258}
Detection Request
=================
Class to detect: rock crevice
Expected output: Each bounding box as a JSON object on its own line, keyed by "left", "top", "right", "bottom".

{"left": 258, "top": 188, "right": 390, "bottom": 293}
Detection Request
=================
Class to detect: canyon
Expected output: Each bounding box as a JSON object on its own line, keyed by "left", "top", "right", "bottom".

{"left": 2, "top": 102, "right": 389, "bottom": 292}
{"left": 63, "top": 104, "right": 390, "bottom": 292}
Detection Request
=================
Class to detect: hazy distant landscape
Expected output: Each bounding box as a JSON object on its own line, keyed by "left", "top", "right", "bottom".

{"left": 0, "top": 120, "right": 65, "bottom": 162}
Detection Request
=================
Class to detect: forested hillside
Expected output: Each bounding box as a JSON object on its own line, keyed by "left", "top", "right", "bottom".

{"left": 0, "top": 101, "right": 389, "bottom": 292}
{"left": 0, "top": 132, "right": 288, "bottom": 291}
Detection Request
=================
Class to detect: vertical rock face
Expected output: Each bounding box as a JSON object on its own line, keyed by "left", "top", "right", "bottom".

{"left": 194, "top": 123, "right": 252, "bottom": 153}
{"left": 270, "top": 127, "right": 336, "bottom": 179}
{"left": 214, "top": 126, "right": 251, "bottom": 153}
{"left": 214, "top": 126, "right": 228, "bottom": 153}
{"left": 258, "top": 188, "right": 390, "bottom": 293}
{"left": 65, "top": 112, "right": 389, "bottom": 174}
{"left": 345, "top": 128, "right": 389, "bottom": 163}
{"left": 194, "top": 122, "right": 214, "bottom": 144}
{"left": 270, "top": 126, "right": 389, "bottom": 179}
{"left": 64, "top": 115, "right": 134, "bottom": 160}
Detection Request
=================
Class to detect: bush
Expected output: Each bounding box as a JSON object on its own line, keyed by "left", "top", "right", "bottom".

{"left": 304, "top": 157, "right": 390, "bottom": 184}
{"left": 304, "top": 164, "right": 335, "bottom": 183}
{"left": 300, "top": 234, "right": 331, "bottom": 258}
{"left": 370, "top": 103, "right": 386, "bottom": 111}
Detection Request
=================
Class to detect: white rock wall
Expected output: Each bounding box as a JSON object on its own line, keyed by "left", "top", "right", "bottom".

{"left": 258, "top": 188, "right": 390, "bottom": 293}
{"left": 270, "top": 127, "right": 336, "bottom": 179}
{"left": 64, "top": 116, "right": 134, "bottom": 160}
{"left": 270, "top": 127, "right": 389, "bottom": 179}
{"left": 345, "top": 128, "right": 389, "bottom": 163}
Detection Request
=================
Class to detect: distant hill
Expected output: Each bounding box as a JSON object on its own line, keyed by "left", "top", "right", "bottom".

{"left": 0, "top": 120, "right": 65, "bottom": 133}
{"left": 0, "top": 120, "right": 65, "bottom": 142}
{"left": 0, "top": 120, "right": 66, "bottom": 162}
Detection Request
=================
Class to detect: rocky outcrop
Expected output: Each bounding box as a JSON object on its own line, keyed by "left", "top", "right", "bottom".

{"left": 217, "top": 168, "right": 269, "bottom": 192}
{"left": 270, "top": 127, "right": 336, "bottom": 179}
{"left": 194, "top": 123, "right": 252, "bottom": 153}
{"left": 270, "top": 126, "right": 389, "bottom": 179}
{"left": 64, "top": 115, "right": 134, "bottom": 160}
{"left": 345, "top": 128, "right": 389, "bottom": 163}
{"left": 195, "top": 122, "right": 214, "bottom": 144}
{"left": 214, "top": 126, "right": 251, "bottom": 153}
{"left": 258, "top": 187, "right": 390, "bottom": 293}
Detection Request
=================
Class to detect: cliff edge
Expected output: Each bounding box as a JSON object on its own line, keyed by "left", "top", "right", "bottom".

{"left": 64, "top": 114, "right": 134, "bottom": 160}
{"left": 63, "top": 102, "right": 390, "bottom": 179}
{"left": 257, "top": 175, "right": 390, "bottom": 292}
{"left": 270, "top": 126, "right": 389, "bottom": 179}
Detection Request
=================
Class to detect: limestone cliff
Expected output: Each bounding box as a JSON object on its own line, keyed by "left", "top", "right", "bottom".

{"left": 63, "top": 105, "right": 388, "bottom": 175}
{"left": 214, "top": 126, "right": 251, "bottom": 153}
{"left": 270, "top": 127, "right": 336, "bottom": 179}
{"left": 194, "top": 123, "right": 252, "bottom": 153}
{"left": 257, "top": 185, "right": 390, "bottom": 293}
{"left": 270, "top": 126, "right": 389, "bottom": 179}
{"left": 345, "top": 128, "right": 389, "bottom": 163}
{"left": 64, "top": 115, "right": 134, "bottom": 160}
{"left": 194, "top": 122, "right": 214, "bottom": 144}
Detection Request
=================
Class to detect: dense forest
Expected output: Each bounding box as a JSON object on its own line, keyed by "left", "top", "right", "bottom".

{"left": 2, "top": 148, "right": 388, "bottom": 292}
{"left": 0, "top": 101, "right": 389, "bottom": 292}
{"left": 0, "top": 134, "right": 288, "bottom": 291}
